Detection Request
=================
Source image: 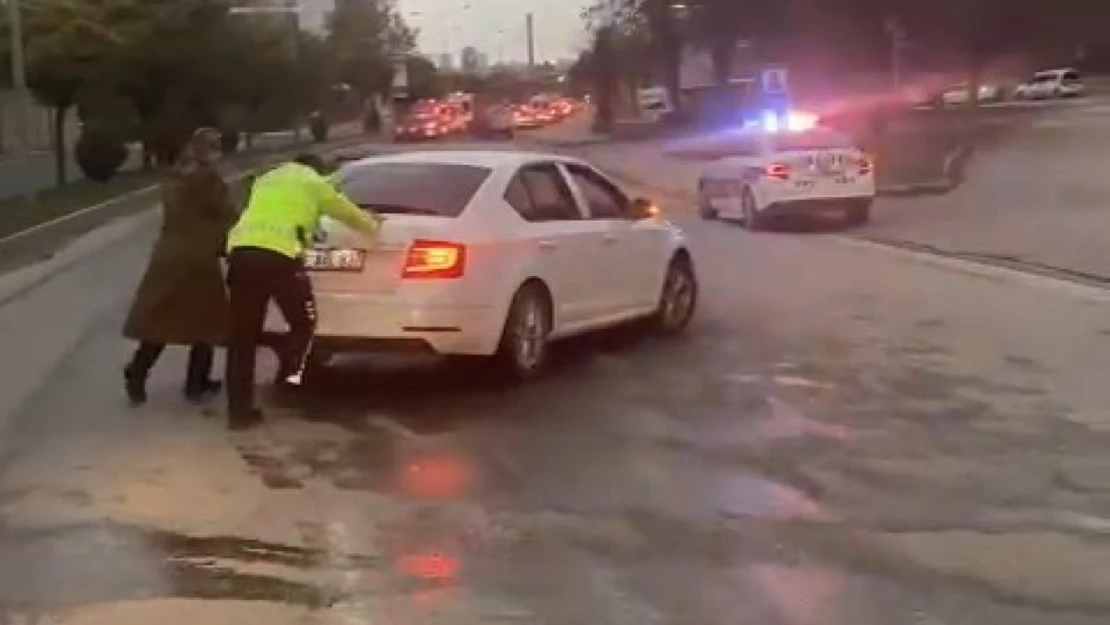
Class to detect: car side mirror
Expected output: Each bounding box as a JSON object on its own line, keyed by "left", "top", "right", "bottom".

{"left": 631, "top": 197, "right": 661, "bottom": 219}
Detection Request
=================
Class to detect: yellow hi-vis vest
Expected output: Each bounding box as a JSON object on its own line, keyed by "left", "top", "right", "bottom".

{"left": 228, "top": 162, "right": 380, "bottom": 258}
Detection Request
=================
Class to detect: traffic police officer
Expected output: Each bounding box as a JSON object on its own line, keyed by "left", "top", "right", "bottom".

{"left": 225, "top": 153, "right": 381, "bottom": 430}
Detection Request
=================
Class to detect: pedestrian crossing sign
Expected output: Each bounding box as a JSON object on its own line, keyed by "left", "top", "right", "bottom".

{"left": 761, "top": 67, "right": 788, "bottom": 95}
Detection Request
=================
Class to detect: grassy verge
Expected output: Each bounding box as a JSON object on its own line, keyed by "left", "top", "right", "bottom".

{"left": 0, "top": 171, "right": 160, "bottom": 240}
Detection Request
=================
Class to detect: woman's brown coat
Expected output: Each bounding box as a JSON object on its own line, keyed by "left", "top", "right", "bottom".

{"left": 122, "top": 165, "right": 234, "bottom": 345}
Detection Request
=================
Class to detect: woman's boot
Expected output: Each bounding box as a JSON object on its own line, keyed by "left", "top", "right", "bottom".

{"left": 125, "top": 343, "right": 164, "bottom": 405}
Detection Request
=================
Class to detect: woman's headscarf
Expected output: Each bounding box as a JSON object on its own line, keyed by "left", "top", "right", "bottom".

{"left": 176, "top": 127, "right": 222, "bottom": 174}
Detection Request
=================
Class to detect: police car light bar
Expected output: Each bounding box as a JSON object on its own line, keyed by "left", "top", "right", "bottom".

{"left": 746, "top": 110, "right": 818, "bottom": 133}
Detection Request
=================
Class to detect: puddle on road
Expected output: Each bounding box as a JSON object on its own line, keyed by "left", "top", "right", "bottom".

{"left": 0, "top": 522, "right": 356, "bottom": 609}
{"left": 714, "top": 474, "right": 832, "bottom": 522}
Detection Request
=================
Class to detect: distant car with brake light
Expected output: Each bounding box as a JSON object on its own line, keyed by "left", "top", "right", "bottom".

{"left": 393, "top": 110, "right": 450, "bottom": 141}
{"left": 272, "top": 150, "right": 698, "bottom": 379}
{"left": 472, "top": 104, "right": 515, "bottom": 139}
{"left": 695, "top": 116, "right": 875, "bottom": 229}
{"left": 512, "top": 105, "right": 543, "bottom": 129}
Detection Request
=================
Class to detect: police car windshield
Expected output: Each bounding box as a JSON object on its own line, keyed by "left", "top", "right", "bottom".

{"left": 336, "top": 162, "right": 492, "bottom": 217}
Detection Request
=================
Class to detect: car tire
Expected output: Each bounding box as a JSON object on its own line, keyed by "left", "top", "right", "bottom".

{"left": 846, "top": 199, "right": 872, "bottom": 226}
{"left": 697, "top": 181, "right": 717, "bottom": 219}
{"left": 494, "top": 283, "right": 552, "bottom": 381}
{"left": 741, "top": 187, "right": 763, "bottom": 231}
{"left": 651, "top": 254, "right": 698, "bottom": 335}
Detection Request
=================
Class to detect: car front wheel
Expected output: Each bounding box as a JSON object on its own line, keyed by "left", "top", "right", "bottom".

{"left": 495, "top": 284, "right": 552, "bottom": 380}
{"left": 651, "top": 255, "right": 698, "bottom": 334}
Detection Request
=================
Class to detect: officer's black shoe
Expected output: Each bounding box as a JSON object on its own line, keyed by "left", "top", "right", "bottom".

{"left": 228, "top": 408, "right": 265, "bottom": 431}
{"left": 124, "top": 366, "right": 148, "bottom": 406}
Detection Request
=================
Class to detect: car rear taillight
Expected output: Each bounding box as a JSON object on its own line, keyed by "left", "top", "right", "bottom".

{"left": 402, "top": 240, "right": 466, "bottom": 279}
{"left": 765, "top": 162, "right": 790, "bottom": 180}
{"left": 858, "top": 154, "right": 874, "bottom": 176}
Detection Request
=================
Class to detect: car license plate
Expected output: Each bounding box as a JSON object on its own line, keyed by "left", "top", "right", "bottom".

{"left": 794, "top": 179, "right": 815, "bottom": 189}
{"left": 304, "top": 248, "right": 366, "bottom": 272}
{"left": 834, "top": 175, "right": 856, "bottom": 184}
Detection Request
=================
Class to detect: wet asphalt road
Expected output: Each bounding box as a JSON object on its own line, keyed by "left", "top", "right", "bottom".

{"left": 1, "top": 141, "right": 1109, "bottom": 623}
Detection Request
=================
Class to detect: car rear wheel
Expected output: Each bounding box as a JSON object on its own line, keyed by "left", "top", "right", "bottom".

{"left": 741, "top": 187, "right": 763, "bottom": 231}
{"left": 697, "top": 181, "right": 718, "bottom": 219}
{"left": 846, "top": 199, "right": 872, "bottom": 226}
{"left": 495, "top": 283, "right": 552, "bottom": 380}
{"left": 651, "top": 255, "right": 698, "bottom": 335}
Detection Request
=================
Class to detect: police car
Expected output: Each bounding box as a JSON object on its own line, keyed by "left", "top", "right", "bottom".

{"left": 695, "top": 113, "right": 876, "bottom": 229}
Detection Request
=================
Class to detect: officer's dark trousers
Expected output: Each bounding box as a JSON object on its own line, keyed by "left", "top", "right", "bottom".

{"left": 225, "top": 247, "right": 316, "bottom": 416}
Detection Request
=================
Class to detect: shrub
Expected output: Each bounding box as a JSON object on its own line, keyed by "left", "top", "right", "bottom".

{"left": 75, "top": 127, "right": 128, "bottom": 182}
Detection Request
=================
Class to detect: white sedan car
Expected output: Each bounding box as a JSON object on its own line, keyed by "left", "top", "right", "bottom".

{"left": 268, "top": 150, "right": 698, "bottom": 379}
{"left": 1014, "top": 68, "right": 1084, "bottom": 100}
{"left": 696, "top": 126, "right": 876, "bottom": 229}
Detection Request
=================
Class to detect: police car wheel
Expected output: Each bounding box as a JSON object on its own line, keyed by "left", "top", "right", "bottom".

{"left": 651, "top": 255, "right": 698, "bottom": 335}
{"left": 697, "top": 181, "right": 717, "bottom": 219}
{"left": 846, "top": 200, "right": 872, "bottom": 226}
{"left": 741, "top": 188, "right": 763, "bottom": 231}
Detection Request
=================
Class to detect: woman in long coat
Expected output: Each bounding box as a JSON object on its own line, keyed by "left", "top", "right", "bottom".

{"left": 122, "top": 127, "right": 234, "bottom": 405}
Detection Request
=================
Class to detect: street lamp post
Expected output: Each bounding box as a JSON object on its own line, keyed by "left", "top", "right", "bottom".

{"left": 230, "top": 1, "right": 303, "bottom": 141}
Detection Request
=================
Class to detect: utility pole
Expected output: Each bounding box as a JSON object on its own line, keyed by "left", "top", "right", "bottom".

{"left": 7, "top": 0, "right": 29, "bottom": 157}
{"left": 525, "top": 13, "right": 535, "bottom": 68}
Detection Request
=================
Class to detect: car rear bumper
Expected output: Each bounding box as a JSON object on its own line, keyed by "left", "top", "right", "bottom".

{"left": 265, "top": 295, "right": 502, "bottom": 356}
{"left": 761, "top": 196, "right": 871, "bottom": 217}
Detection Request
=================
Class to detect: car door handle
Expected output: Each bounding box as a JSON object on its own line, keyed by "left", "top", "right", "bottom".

{"left": 602, "top": 234, "right": 618, "bottom": 243}
{"left": 538, "top": 240, "right": 557, "bottom": 250}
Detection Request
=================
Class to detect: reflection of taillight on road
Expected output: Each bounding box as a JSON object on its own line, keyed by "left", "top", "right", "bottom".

{"left": 765, "top": 162, "right": 790, "bottom": 180}
{"left": 402, "top": 240, "right": 466, "bottom": 279}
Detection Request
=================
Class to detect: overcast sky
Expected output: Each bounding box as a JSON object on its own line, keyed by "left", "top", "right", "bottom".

{"left": 398, "top": 0, "right": 592, "bottom": 62}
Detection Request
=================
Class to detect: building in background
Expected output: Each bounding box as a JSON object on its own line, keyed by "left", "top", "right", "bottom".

{"left": 460, "top": 46, "right": 480, "bottom": 74}
{"left": 438, "top": 54, "right": 454, "bottom": 71}
{"left": 476, "top": 52, "right": 490, "bottom": 73}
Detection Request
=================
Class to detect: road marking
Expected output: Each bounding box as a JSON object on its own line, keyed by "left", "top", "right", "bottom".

{"left": 825, "top": 235, "right": 1110, "bottom": 303}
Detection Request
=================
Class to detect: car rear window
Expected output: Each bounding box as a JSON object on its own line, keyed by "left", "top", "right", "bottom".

{"left": 770, "top": 130, "right": 853, "bottom": 152}
{"left": 336, "top": 162, "right": 492, "bottom": 217}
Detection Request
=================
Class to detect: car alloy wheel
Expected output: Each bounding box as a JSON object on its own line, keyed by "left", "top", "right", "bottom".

{"left": 655, "top": 257, "right": 697, "bottom": 334}
{"left": 741, "top": 188, "right": 761, "bottom": 231}
{"left": 499, "top": 285, "right": 551, "bottom": 379}
{"left": 697, "top": 181, "right": 717, "bottom": 219}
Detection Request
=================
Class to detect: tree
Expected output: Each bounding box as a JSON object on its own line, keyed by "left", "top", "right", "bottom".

{"left": 406, "top": 56, "right": 442, "bottom": 99}
{"left": 24, "top": 0, "right": 130, "bottom": 184}
{"left": 327, "top": 0, "right": 415, "bottom": 98}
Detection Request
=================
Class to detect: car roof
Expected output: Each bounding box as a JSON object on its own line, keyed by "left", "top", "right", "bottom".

{"left": 341, "top": 149, "right": 582, "bottom": 170}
